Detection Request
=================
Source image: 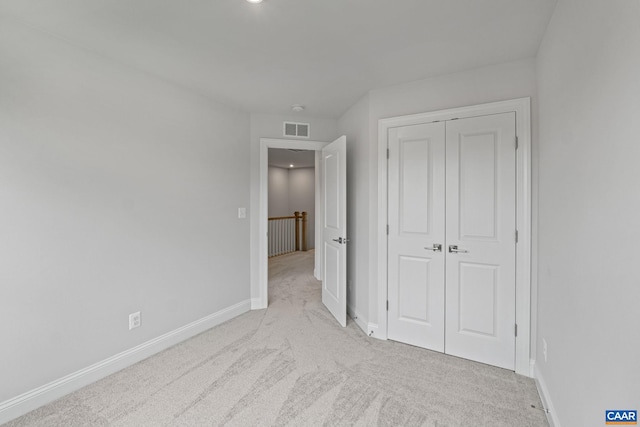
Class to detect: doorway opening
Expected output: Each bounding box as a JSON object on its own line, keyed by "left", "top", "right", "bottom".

{"left": 267, "top": 148, "right": 316, "bottom": 258}
{"left": 257, "top": 138, "right": 328, "bottom": 310}
{"left": 258, "top": 136, "right": 348, "bottom": 327}
{"left": 267, "top": 148, "right": 317, "bottom": 300}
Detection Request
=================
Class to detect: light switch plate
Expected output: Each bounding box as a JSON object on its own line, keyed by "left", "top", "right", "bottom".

{"left": 238, "top": 207, "right": 246, "bottom": 219}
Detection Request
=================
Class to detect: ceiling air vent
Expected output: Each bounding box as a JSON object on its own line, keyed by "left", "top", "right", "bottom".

{"left": 283, "top": 122, "right": 310, "bottom": 138}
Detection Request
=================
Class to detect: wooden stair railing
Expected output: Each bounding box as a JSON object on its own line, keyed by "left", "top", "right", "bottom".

{"left": 268, "top": 211, "right": 308, "bottom": 257}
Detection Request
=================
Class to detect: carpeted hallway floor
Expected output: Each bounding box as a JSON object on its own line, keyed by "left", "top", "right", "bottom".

{"left": 6, "top": 250, "right": 548, "bottom": 426}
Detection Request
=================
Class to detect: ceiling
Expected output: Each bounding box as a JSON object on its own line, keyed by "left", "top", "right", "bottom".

{"left": 1, "top": 0, "right": 557, "bottom": 118}
{"left": 269, "top": 149, "right": 315, "bottom": 169}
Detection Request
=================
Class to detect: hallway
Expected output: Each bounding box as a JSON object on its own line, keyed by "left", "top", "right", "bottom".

{"left": 268, "top": 250, "right": 321, "bottom": 309}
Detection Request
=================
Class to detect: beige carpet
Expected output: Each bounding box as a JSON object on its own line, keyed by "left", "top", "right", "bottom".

{"left": 6, "top": 250, "right": 548, "bottom": 426}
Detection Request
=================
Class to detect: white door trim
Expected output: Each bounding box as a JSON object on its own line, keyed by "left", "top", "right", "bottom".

{"left": 256, "top": 138, "right": 329, "bottom": 310}
{"left": 376, "top": 98, "right": 532, "bottom": 376}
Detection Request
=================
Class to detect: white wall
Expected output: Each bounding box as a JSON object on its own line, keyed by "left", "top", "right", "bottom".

{"left": 366, "top": 59, "right": 539, "bottom": 332}
{"left": 0, "top": 18, "right": 250, "bottom": 404}
{"left": 268, "top": 166, "right": 290, "bottom": 217}
{"left": 249, "top": 114, "right": 338, "bottom": 302}
{"left": 536, "top": 1, "right": 640, "bottom": 425}
{"left": 337, "top": 94, "right": 371, "bottom": 328}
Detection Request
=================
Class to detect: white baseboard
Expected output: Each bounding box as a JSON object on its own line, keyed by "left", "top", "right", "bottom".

{"left": 534, "top": 363, "right": 561, "bottom": 427}
{"left": 347, "top": 305, "right": 368, "bottom": 335}
{"left": 0, "top": 299, "right": 251, "bottom": 425}
{"left": 251, "top": 297, "right": 266, "bottom": 310}
{"left": 367, "top": 323, "right": 381, "bottom": 340}
{"left": 343, "top": 307, "right": 381, "bottom": 341}
{"left": 530, "top": 359, "right": 536, "bottom": 378}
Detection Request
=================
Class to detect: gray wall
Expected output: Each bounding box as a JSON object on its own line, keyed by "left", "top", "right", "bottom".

{"left": 267, "top": 166, "right": 315, "bottom": 249}
{"left": 536, "top": 0, "right": 640, "bottom": 425}
{"left": 268, "top": 166, "right": 290, "bottom": 217}
{"left": 289, "top": 168, "right": 315, "bottom": 250}
{"left": 0, "top": 18, "right": 250, "bottom": 402}
{"left": 337, "top": 94, "right": 371, "bottom": 325}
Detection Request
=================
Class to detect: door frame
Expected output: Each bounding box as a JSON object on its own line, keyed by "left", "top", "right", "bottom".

{"left": 376, "top": 98, "right": 532, "bottom": 376}
{"left": 257, "top": 138, "right": 329, "bottom": 309}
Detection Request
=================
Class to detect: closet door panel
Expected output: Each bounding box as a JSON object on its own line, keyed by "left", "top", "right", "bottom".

{"left": 387, "top": 123, "right": 446, "bottom": 351}
{"left": 444, "top": 113, "right": 517, "bottom": 371}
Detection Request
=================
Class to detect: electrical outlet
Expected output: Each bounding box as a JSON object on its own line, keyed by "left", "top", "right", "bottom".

{"left": 129, "top": 311, "right": 141, "bottom": 330}
{"left": 542, "top": 338, "right": 548, "bottom": 362}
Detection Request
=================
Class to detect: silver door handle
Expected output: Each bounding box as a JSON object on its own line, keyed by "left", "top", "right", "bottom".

{"left": 332, "top": 237, "right": 343, "bottom": 244}
{"left": 448, "top": 245, "right": 468, "bottom": 253}
{"left": 424, "top": 244, "right": 442, "bottom": 252}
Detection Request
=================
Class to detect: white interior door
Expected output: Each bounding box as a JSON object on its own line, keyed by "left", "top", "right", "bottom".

{"left": 387, "top": 123, "right": 446, "bottom": 350}
{"left": 444, "top": 113, "right": 517, "bottom": 370}
{"left": 322, "top": 136, "right": 347, "bottom": 327}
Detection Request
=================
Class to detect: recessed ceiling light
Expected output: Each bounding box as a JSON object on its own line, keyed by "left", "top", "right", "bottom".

{"left": 289, "top": 164, "right": 294, "bottom": 168}
{"left": 246, "top": 0, "right": 263, "bottom": 3}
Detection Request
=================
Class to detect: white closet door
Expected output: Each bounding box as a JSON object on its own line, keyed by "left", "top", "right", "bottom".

{"left": 444, "top": 113, "right": 517, "bottom": 370}
{"left": 387, "top": 123, "right": 446, "bottom": 351}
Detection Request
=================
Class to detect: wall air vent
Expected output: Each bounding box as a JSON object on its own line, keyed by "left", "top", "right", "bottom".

{"left": 283, "top": 122, "right": 310, "bottom": 138}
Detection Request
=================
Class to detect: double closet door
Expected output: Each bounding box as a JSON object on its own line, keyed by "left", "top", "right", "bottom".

{"left": 387, "top": 112, "right": 516, "bottom": 370}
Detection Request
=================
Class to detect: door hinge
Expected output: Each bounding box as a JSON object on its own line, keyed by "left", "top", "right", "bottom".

{"left": 515, "top": 230, "right": 519, "bottom": 243}
{"left": 386, "top": 300, "right": 389, "bottom": 311}
{"left": 515, "top": 136, "right": 519, "bottom": 150}
{"left": 386, "top": 224, "right": 389, "bottom": 235}
{"left": 515, "top": 324, "right": 518, "bottom": 337}
{"left": 387, "top": 148, "right": 390, "bottom": 159}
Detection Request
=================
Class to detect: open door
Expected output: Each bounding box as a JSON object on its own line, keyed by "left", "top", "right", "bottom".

{"left": 321, "top": 136, "right": 347, "bottom": 327}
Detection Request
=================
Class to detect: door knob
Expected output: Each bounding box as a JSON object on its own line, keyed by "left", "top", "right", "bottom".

{"left": 448, "top": 245, "right": 469, "bottom": 254}
{"left": 424, "top": 243, "right": 442, "bottom": 252}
